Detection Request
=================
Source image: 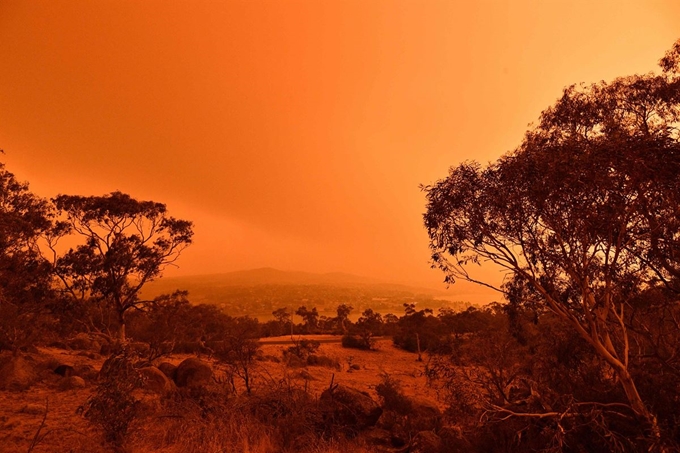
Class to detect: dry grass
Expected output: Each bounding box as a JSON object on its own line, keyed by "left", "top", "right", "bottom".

{"left": 0, "top": 338, "right": 435, "bottom": 452}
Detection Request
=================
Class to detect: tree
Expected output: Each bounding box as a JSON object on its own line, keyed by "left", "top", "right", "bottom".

{"left": 51, "top": 191, "right": 193, "bottom": 342}
{"left": 335, "top": 303, "right": 353, "bottom": 333}
{"left": 0, "top": 160, "right": 54, "bottom": 351}
{"left": 295, "top": 305, "right": 319, "bottom": 333}
{"left": 423, "top": 40, "right": 680, "bottom": 440}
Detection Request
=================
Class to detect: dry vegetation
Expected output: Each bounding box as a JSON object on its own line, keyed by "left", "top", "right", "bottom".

{"left": 0, "top": 338, "right": 439, "bottom": 453}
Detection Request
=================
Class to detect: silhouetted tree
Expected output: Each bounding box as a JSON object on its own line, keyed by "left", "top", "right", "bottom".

{"left": 0, "top": 161, "right": 54, "bottom": 351}
{"left": 51, "top": 191, "right": 193, "bottom": 342}
{"left": 423, "top": 39, "right": 680, "bottom": 441}
{"left": 335, "top": 303, "right": 353, "bottom": 333}
{"left": 295, "top": 305, "right": 319, "bottom": 333}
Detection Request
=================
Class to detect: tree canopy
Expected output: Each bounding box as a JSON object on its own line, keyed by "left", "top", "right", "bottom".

{"left": 0, "top": 161, "right": 54, "bottom": 350}
{"left": 51, "top": 191, "right": 193, "bottom": 341}
{"left": 424, "top": 39, "right": 680, "bottom": 439}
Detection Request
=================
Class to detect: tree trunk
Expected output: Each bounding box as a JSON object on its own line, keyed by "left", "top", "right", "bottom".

{"left": 118, "top": 311, "right": 126, "bottom": 343}
{"left": 617, "top": 365, "right": 661, "bottom": 440}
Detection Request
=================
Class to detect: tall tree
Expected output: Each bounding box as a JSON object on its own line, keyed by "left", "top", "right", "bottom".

{"left": 51, "top": 191, "right": 193, "bottom": 341}
{"left": 0, "top": 160, "right": 54, "bottom": 351}
{"left": 423, "top": 40, "right": 680, "bottom": 440}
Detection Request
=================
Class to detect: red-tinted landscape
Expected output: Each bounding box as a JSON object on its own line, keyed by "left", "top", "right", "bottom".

{"left": 1, "top": 2, "right": 680, "bottom": 452}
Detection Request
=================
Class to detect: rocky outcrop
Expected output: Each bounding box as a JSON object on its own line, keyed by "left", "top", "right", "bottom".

{"left": 320, "top": 384, "right": 382, "bottom": 429}
{"left": 138, "top": 366, "right": 176, "bottom": 394}
{"left": 157, "top": 362, "right": 178, "bottom": 380}
{"left": 408, "top": 397, "right": 442, "bottom": 432}
{"left": 0, "top": 353, "right": 37, "bottom": 391}
{"left": 58, "top": 375, "right": 86, "bottom": 391}
{"left": 174, "top": 358, "right": 213, "bottom": 388}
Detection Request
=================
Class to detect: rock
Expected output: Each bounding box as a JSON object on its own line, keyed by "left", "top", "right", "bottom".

{"left": 138, "top": 366, "right": 176, "bottom": 394}
{"left": 20, "top": 404, "right": 46, "bottom": 415}
{"left": 408, "top": 397, "right": 442, "bottom": 432}
{"left": 350, "top": 364, "right": 361, "bottom": 371}
{"left": 320, "top": 384, "right": 383, "bottom": 429}
{"left": 0, "top": 354, "right": 37, "bottom": 391}
{"left": 54, "top": 364, "right": 75, "bottom": 377}
{"left": 74, "top": 364, "right": 98, "bottom": 381}
{"left": 410, "top": 431, "right": 443, "bottom": 453}
{"left": 157, "top": 362, "right": 177, "bottom": 380}
{"left": 58, "top": 375, "right": 86, "bottom": 391}
{"left": 174, "top": 358, "right": 213, "bottom": 388}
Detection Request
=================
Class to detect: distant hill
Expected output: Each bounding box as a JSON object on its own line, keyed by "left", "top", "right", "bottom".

{"left": 139, "top": 268, "right": 482, "bottom": 318}
{"left": 149, "top": 267, "right": 381, "bottom": 288}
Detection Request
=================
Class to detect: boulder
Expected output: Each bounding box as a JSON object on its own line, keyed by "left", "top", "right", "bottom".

{"left": 138, "top": 366, "right": 176, "bottom": 394}
{"left": 74, "top": 364, "right": 98, "bottom": 381}
{"left": 0, "top": 354, "right": 37, "bottom": 391}
{"left": 174, "top": 358, "right": 213, "bottom": 388}
{"left": 157, "top": 362, "right": 177, "bottom": 380}
{"left": 411, "top": 431, "right": 443, "bottom": 453}
{"left": 320, "top": 384, "right": 383, "bottom": 429}
{"left": 19, "top": 404, "right": 46, "bottom": 415}
{"left": 408, "top": 397, "right": 442, "bottom": 432}
{"left": 58, "top": 375, "right": 86, "bottom": 391}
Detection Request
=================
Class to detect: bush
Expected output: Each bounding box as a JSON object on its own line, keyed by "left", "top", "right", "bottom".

{"left": 306, "top": 354, "right": 341, "bottom": 370}
{"left": 284, "top": 339, "right": 320, "bottom": 361}
{"left": 375, "top": 373, "right": 412, "bottom": 415}
{"left": 80, "top": 348, "right": 143, "bottom": 447}
{"left": 341, "top": 334, "right": 372, "bottom": 350}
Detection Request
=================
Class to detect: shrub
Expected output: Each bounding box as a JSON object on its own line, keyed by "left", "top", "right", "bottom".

{"left": 306, "top": 354, "right": 341, "bottom": 370}
{"left": 375, "top": 373, "right": 412, "bottom": 415}
{"left": 341, "top": 334, "right": 373, "bottom": 350}
{"left": 284, "top": 339, "right": 320, "bottom": 361}
{"left": 79, "top": 348, "right": 143, "bottom": 448}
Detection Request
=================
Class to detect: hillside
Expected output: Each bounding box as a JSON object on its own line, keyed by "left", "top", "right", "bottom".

{"left": 140, "top": 268, "right": 486, "bottom": 318}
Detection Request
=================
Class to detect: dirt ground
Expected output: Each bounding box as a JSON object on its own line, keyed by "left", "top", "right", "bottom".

{"left": 0, "top": 337, "right": 437, "bottom": 453}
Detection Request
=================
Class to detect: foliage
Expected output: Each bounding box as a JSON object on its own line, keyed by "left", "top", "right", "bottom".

{"left": 375, "top": 373, "right": 413, "bottom": 415}
{"left": 213, "top": 317, "right": 262, "bottom": 394}
{"left": 285, "top": 339, "right": 320, "bottom": 362}
{"left": 295, "top": 306, "right": 320, "bottom": 333}
{"left": 51, "top": 191, "right": 193, "bottom": 341}
{"left": 0, "top": 161, "right": 55, "bottom": 351}
{"left": 80, "top": 347, "right": 143, "bottom": 448}
{"left": 424, "top": 39, "right": 680, "bottom": 445}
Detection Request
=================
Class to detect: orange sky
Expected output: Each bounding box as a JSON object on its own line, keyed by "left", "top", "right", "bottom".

{"left": 1, "top": 1, "right": 679, "bottom": 297}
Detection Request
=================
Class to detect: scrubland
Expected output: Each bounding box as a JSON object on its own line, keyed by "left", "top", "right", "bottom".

{"left": 0, "top": 338, "right": 443, "bottom": 453}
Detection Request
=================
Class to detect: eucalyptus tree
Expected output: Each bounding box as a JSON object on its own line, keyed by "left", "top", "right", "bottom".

{"left": 0, "top": 160, "right": 54, "bottom": 350}
{"left": 51, "top": 191, "right": 193, "bottom": 342}
{"left": 424, "top": 40, "right": 680, "bottom": 440}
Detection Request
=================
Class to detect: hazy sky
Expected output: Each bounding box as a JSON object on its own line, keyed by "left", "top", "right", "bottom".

{"left": 1, "top": 1, "right": 679, "bottom": 294}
